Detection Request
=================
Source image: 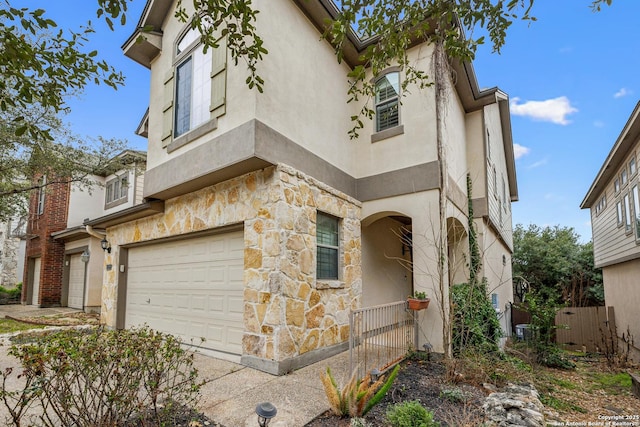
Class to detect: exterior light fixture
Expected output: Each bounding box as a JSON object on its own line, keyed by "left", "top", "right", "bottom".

{"left": 370, "top": 368, "right": 381, "bottom": 381}
{"left": 100, "top": 237, "right": 111, "bottom": 254}
{"left": 80, "top": 249, "right": 90, "bottom": 263}
{"left": 255, "top": 402, "right": 277, "bottom": 427}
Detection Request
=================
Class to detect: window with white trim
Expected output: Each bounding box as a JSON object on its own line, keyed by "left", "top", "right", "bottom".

{"left": 614, "top": 178, "right": 620, "bottom": 194}
{"left": 616, "top": 200, "right": 623, "bottom": 227}
{"left": 621, "top": 168, "right": 628, "bottom": 187}
{"left": 633, "top": 185, "right": 640, "bottom": 241}
{"left": 174, "top": 28, "right": 213, "bottom": 137}
{"left": 36, "top": 176, "right": 46, "bottom": 215}
{"left": 630, "top": 157, "right": 637, "bottom": 176}
{"left": 105, "top": 175, "right": 128, "bottom": 205}
{"left": 374, "top": 72, "right": 400, "bottom": 132}
{"left": 316, "top": 212, "right": 339, "bottom": 280}
{"left": 624, "top": 193, "right": 632, "bottom": 233}
{"left": 161, "top": 25, "right": 227, "bottom": 148}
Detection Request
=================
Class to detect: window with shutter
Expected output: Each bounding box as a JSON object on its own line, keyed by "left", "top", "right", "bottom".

{"left": 163, "top": 25, "right": 227, "bottom": 148}
{"left": 374, "top": 72, "right": 400, "bottom": 132}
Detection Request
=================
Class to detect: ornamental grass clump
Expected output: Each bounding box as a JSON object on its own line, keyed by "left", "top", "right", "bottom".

{"left": 320, "top": 364, "right": 400, "bottom": 417}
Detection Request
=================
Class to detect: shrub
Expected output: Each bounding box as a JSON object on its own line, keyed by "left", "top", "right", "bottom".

{"left": 320, "top": 364, "right": 400, "bottom": 417}
{"left": 451, "top": 279, "right": 501, "bottom": 355}
{"left": 385, "top": 400, "right": 439, "bottom": 427}
{"left": 0, "top": 326, "right": 204, "bottom": 426}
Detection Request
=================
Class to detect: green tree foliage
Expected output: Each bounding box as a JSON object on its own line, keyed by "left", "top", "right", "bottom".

{"left": 512, "top": 224, "right": 603, "bottom": 307}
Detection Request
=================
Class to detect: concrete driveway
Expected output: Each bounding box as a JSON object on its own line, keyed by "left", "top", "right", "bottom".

{"left": 0, "top": 304, "right": 351, "bottom": 427}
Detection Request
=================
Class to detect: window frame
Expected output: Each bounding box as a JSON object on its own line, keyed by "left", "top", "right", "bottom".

{"left": 105, "top": 174, "right": 129, "bottom": 209}
{"left": 633, "top": 185, "right": 640, "bottom": 242}
{"left": 316, "top": 212, "right": 340, "bottom": 281}
{"left": 621, "top": 168, "right": 629, "bottom": 188}
{"left": 374, "top": 70, "right": 401, "bottom": 133}
{"left": 624, "top": 192, "right": 632, "bottom": 234}
{"left": 630, "top": 156, "right": 637, "bottom": 177}
{"left": 36, "top": 176, "right": 46, "bottom": 215}
{"left": 616, "top": 200, "right": 624, "bottom": 227}
{"left": 614, "top": 178, "right": 621, "bottom": 194}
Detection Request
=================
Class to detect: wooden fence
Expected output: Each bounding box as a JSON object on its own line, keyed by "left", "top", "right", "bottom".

{"left": 555, "top": 306, "right": 616, "bottom": 353}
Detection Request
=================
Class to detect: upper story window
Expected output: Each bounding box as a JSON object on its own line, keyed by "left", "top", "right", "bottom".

{"left": 633, "top": 185, "right": 640, "bottom": 241}
{"left": 174, "top": 28, "right": 212, "bottom": 138}
{"left": 375, "top": 72, "right": 400, "bottom": 132}
{"left": 161, "top": 25, "right": 227, "bottom": 150}
{"left": 624, "top": 193, "right": 632, "bottom": 233}
{"left": 36, "top": 176, "right": 46, "bottom": 215}
{"left": 595, "top": 194, "right": 606, "bottom": 216}
{"left": 105, "top": 175, "right": 128, "bottom": 207}
{"left": 317, "top": 212, "right": 339, "bottom": 280}
{"left": 614, "top": 178, "right": 620, "bottom": 194}
{"left": 630, "top": 157, "right": 637, "bottom": 177}
{"left": 621, "top": 168, "right": 628, "bottom": 187}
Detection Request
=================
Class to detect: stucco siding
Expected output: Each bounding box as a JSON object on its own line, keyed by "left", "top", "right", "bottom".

{"left": 602, "top": 260, "right": 640, "bottom": 362}
{"left": 465, "top": 110, "right": 487, "bottom": 199}
{"left": 68, "top": 180, "right": 105, "bottom": 228}
{"left": 441, "top": 63, "right": 468, "bottom": 193}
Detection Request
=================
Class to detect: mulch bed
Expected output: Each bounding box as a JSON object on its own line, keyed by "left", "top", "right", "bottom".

{"left": 304, "top": 358, "right": 487, "bottom": 426}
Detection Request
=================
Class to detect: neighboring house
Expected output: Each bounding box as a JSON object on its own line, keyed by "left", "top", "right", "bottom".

{"left": 0, "top": 215, "right": 27, "bottom": 287}
{"left": 581, "top": 101, "right": 640, "bottom": 362}
{"left": 90, "top": 0, "right": 517, "bottom": 374}
{"left": 22, "top": 151, "right": 146, "bottom": 312}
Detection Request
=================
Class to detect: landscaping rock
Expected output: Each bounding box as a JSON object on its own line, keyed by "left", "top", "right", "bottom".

{"left": 483, "top": 383, "right": 545, "bottom": 427}
{"left": 630, "top": 372, "right": 640, "bottom": 399}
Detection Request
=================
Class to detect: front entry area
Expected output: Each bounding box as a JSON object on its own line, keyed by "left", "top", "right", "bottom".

{"left": 124, "top": 231, "right": 245, "bottom": 355}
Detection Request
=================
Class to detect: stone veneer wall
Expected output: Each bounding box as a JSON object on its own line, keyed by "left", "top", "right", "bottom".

{"left": 102, "top": 164, "right": 362, "bottom": 371}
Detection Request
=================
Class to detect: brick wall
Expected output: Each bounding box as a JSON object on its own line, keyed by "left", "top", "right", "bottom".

{"left": 23, "top": 176, "right": 70, "bottom": 306}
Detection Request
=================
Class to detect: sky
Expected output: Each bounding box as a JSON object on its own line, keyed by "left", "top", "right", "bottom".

{"left": 19, "top": 1, "right": 640, "bottom": 243}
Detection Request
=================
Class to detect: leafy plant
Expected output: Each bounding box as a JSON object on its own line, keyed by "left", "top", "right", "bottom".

{"left": 439, "top": 387, "right": 466, "bottom": 403}
{"left": 451, "top": 279, "right": 501, "bottom": 355}
{"left": 320, "top": 364, "right": 400, "bottom": 417}
{"left": 410, "top": 291, "right": 428, "bottom": 300}
{"left": 385, "top": 400, "right": 439, "bottom": 427}
{"left": 0, "top": 326, "right": 204, "bottom": 426}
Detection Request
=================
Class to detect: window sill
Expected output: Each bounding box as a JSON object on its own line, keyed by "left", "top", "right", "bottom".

{"left": 316, "top": 280, "right": 345, "bottom": 290}
{"left": 167, "top": 118, "right": 219, "bottom": 153}
{"left": 104, "top": 197, "right": 128, "bottom": 210}
{"left": 371, "top": 125, "right": 404, "bottom": 143}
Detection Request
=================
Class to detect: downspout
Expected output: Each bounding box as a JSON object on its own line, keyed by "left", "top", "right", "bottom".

{"left": 85, "top": 225, "right": 106, "bottom": 240}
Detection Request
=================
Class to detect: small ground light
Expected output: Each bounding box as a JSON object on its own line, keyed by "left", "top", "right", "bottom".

{"left": 370, "top": 368, "right": 381, "bottom": 381}
{"left": 255, "top": 402, "right": 277, "bottom": 426}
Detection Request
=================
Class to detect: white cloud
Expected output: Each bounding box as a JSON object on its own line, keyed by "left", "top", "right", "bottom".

{"left": 527, "top": 158, "right": 548, "bottom": 170}
{"left": 513, "top": 143, "right": 530, "bottom": 160}
{"left": 510, "top": 96, "right": 578, "bottom": 125}
{"left": 614, "top": 88, "right": 630, "bottom": 98}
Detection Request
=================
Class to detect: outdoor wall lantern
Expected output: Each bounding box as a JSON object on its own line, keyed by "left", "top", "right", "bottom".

{"left": 100, "top": 237, "right": 111, "bottom": 254}
{"left": 80, "top": 249, "right": 90, "bottom": 263}
{"left": 255, "top": 402, "right": 277, "bottom": 426}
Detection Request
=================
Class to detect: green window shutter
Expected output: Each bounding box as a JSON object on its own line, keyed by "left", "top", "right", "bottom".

{"left": 210, "top": 37, "right": 227, "bottom": 118}
{"left": 162, "top": 71, "right": 174, "bottom": 147}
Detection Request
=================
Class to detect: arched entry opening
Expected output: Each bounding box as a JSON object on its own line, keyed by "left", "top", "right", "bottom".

{"left": 361, "top": 213, "right": 413, "bottom": 307}
{"left": 446, "top": 217, "right": 468, "bottom": 287}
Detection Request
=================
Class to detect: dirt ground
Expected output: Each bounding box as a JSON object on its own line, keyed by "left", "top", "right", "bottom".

{"left": 304, "top": 354, "right": 640, "bottom": 427}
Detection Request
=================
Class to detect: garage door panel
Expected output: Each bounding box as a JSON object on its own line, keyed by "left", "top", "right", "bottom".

{"left": 126, "top": 231, "right": 244, "bottom": 355}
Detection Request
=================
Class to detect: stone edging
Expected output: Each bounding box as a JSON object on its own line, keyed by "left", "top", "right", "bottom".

{"left": 483, "top": 383, "right": 546, "bottom": 427}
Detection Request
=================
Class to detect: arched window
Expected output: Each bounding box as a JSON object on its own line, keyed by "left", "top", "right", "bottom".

{"left": 374, "top": 72, "right": 400, "bottom": 132}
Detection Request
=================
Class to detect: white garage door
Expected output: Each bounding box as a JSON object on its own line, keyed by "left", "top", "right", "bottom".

{"left": 125, "top": 231, "right": 245, "bottom": 355}
{"left": 68, "top": 254, "right": 85, "bottom": 309}
{"left": 32, "top": 257, "right": 41, "bottom": 305}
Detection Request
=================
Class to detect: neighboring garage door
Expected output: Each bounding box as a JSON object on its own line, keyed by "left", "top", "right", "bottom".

{"left": 68, "top": 254, "right": 85, "bottom": 309}
{"left": 32, "top": 257, "right": 41, "bottom": 305}
{"left": 125, "top": 231, "right": 245, "bottom": 355}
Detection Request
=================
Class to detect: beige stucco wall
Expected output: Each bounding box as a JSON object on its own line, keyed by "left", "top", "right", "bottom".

{"left": 68, "top": 179, "right": 105, "bottom": 228}
{"left": 465, "top": 110, "right": 487, "bottom": 199}
{"left": 102, "top": 164, "right": 361, "bottom": 367}
{"left": 602, "top": 259, "right": 640, "bottom": 362}
{"left": 361, "top": 216, "right": 412, "bottom": 307}
{"left": 361, "top": 191, "right": 447, "bottom": 353}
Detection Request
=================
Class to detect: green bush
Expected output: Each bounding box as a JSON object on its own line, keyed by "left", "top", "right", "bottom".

{"left": 386, "top": 400, "right": 439, "bottom": 427}
{"left": 0, "top": 326, "right": 204, "bottom": 426}
{"left": 451, "top": 279, "right": 501, "bottom": 355}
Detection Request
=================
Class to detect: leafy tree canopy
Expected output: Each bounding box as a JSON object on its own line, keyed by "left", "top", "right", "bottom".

{"left": 512, "top": 224, "right": 603, "bottom": 307}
